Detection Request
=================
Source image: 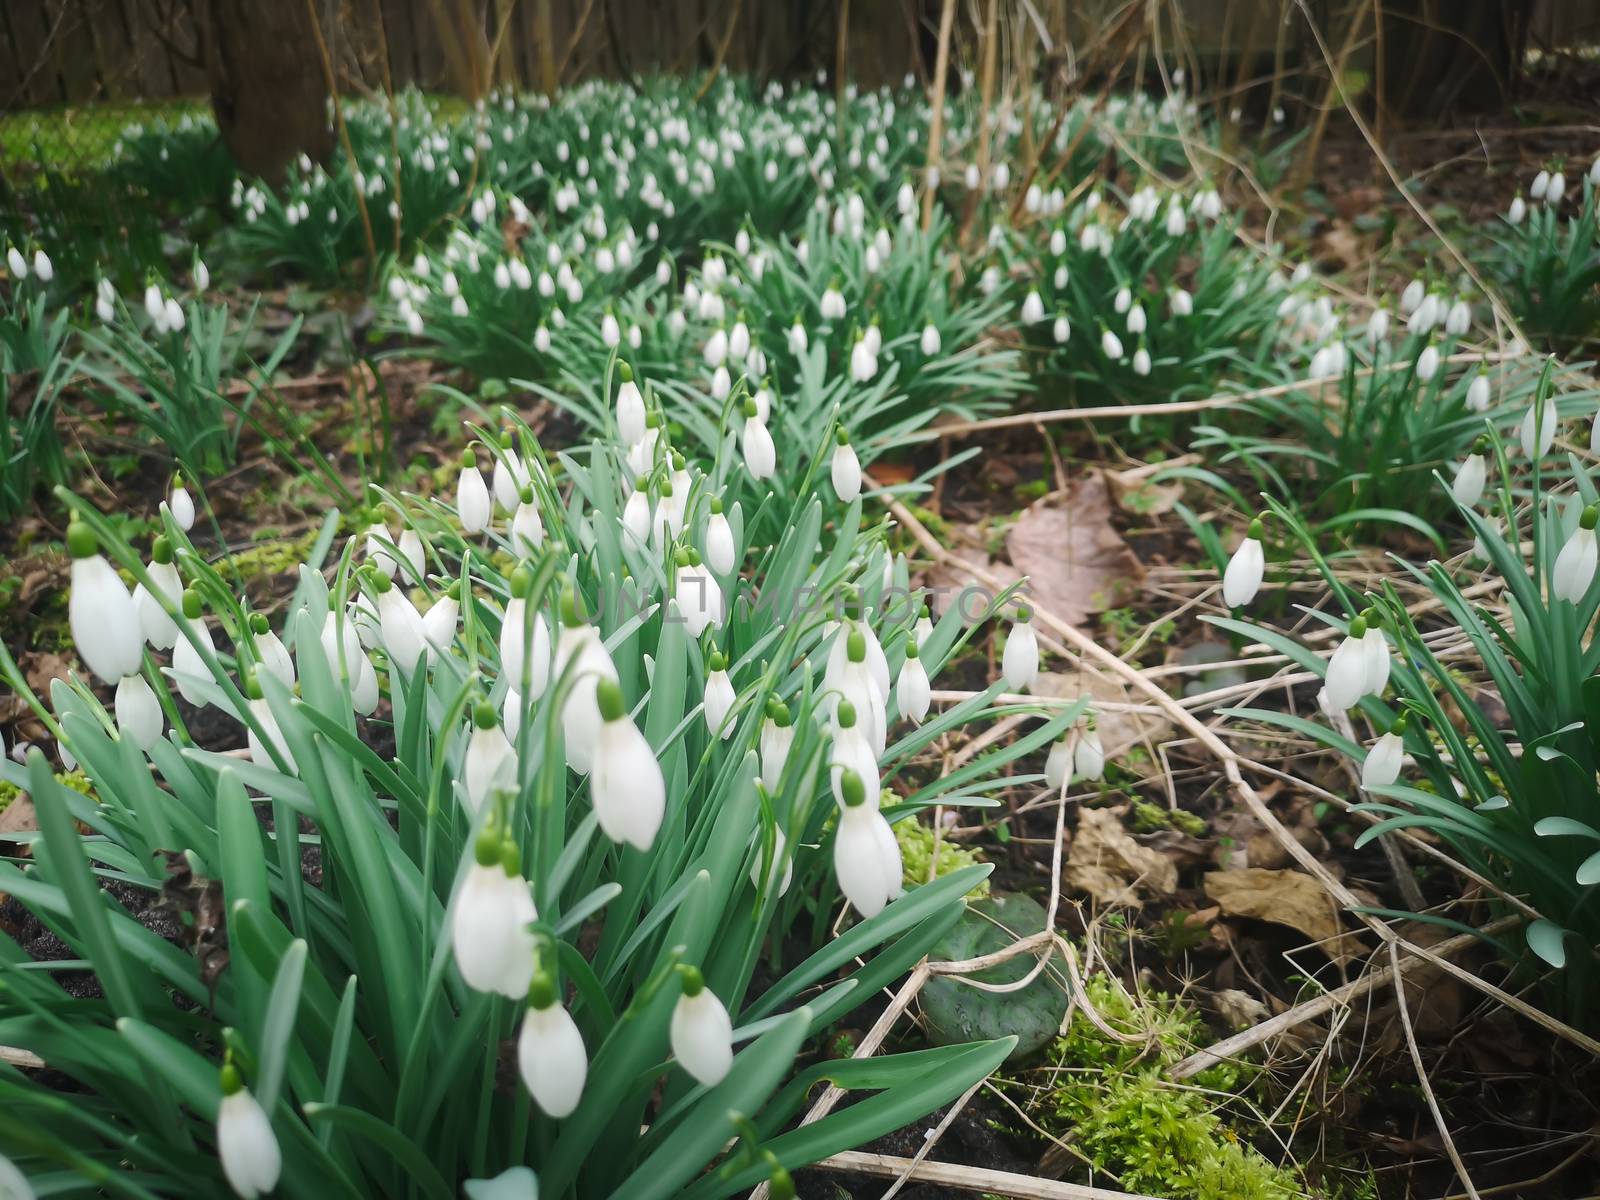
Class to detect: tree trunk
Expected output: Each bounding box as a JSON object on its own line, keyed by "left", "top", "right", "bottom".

{"left": 201, "top": 0, "right": 334, "bottom": 186}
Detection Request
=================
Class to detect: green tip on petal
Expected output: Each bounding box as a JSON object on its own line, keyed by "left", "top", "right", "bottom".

{"left": 520, "top": 483, "right": 535, "bottom": 504}
{"left": 708, "top": 650, "right": 727, "bottom": 672}
{"left": 1246, "top": 517, "right": 1264, "bottom": 540}
{"left": 674, "top": 546, "right": 692, "bottom": 567}
{"left": 840, "top": 769, "right": 866, "bottom": 807}
{"left": 769, "top": 1165, "right": 796, "bottom": 1200}
{"left": 618, "top": 362, "right": 633, "bottom": 383}
{"left": 66, "top": 520, "right": 97, "bottom": 559}
{"left": 527, "top": 972, "right": 558, "bottom": 1011}
{"left": 1348, "top": 615, "right": 1368, "bottom": 639}
{"left": 509, "top": 564, "right": 534, "bottom": 599}
{"left": 243, "top": 670, "right": 264, "bottom": 701}
{"left": 473, "top": 700, "right": 498, "bottom": 730}
{"left": 846, "top": 629, "right": 866, "bottom": 662}
{"left": 446, "top": 579, "right": 463, "bottom": 600}
{"left": 678, "top": 964, "right": 705, "bottom": 996}
{"left": 152, "top": 535, "right": 173, "bottom": 564}
{"left": 836, "top": 699, "right": 857, "bottom": 728}
{"left": 1583, "top": 505, "right": 1599, "bottom": 531}
{"left": 461, "top": 447, "right": 477, "bottom": 469}
{"left": 219, "top": 1064, "right": 243, "bottom": 1096}
{"left": 182, "top": 588, "right": 202, "bottom": 620}
{"left": 743, "top": 398, "right": 758, "bottom": 418}
{"left": 1015, "top": 605, "right": 1032, "bottom": 622}
{"left": 709, "top": 495, "right": 723, "bottom": 515}
{"left": 249, "top": 612, "right": 269, "bottom": 636}
{"left": 1391, "top": 712, "right": 1410, "bottom": 736}
{"left": 904, "top": 638, "right": 920, "bottom": 660}
{"left": 596, "top": 678, "right": 626, "bottom": 722}
{"left": 834, "top": 427, "right": 850, "bottom": 446}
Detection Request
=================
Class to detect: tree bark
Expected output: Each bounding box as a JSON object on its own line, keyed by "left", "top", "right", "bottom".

{"left": 1378, "top": 0, "right": 1531, "bottom": 119}
{"left": 201, "top": 0, "right": 333, "bottom": 186}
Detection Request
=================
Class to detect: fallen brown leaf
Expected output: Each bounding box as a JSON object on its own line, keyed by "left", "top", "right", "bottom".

{"left": 1006, "top": 475, "right": 1145, "bottom": 627}
{"left": 1063, "top": 806, "right": 1177, "bottom": 909}
{"left": 1204, "top": 868, "right": 1362, "bottom": 960}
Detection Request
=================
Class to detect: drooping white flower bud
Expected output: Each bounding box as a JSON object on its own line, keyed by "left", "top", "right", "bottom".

{"left": 830, "top": 429, "right": 862, "bottom": 503}
{"left": 114, "top": 672, "right": 163, "bottom": 750}
{"left": 895, "top": 640, "right": 930, "bottom": 725}
{"left": 1045, "top": 734, "right": 1073, "bottom": 791}
{"left": 820, "top": 283, "right": 847, "bottom": 321}
{"left": 372, "top": 571, "right": 427, "bottom": 674}
{"left": 1530, "top": 169, "right": 1550, "bottom": 200}
{"left": 452, "top": 835, "right": 537, "bottom": 997}
{"left": 1519, "top": 394, "right": 1558, "bottom": 461}
{"left": 172, "top": 589, "right": 217, "bottom": 707}
{"left": 517, "top": 974, "right": 587, "bottom": 1118}
{"left": 1324, "top": 614, "right": 1374, "bottom": 711}
{"left": 591, "top": 678, "right": 665, "bottom": 849}
{"left": 1360, "top": 716, "right": 1408, "bottom": 789}
{"left": 1222, "top": 517, "right": 1266, "bottom": 608}
{"left": 1553, "top": 505, "right": 1600, "bottom": 603}
{"left": 1507, "top": 194, "right": 1526, "bottom": 225}
{"left": 134, "top": 535, "right": 182, "bottom": 649}
{"left": 464, "top": 701, "right": 518, "bottom": 815}
{"left": 615, "top": 363, "right": 646, "bottom": 444}
{"left": 670, "top": 966, "right": 734, "bottom": 1085}
{"left": 703, "top": 652, "right": 736, "bottom": 739}
{"left": 1074, "top": 725, "right": 1105, "bottom": 781}
{"left": 704, "top": 497, "right": 735, "bottom": 575}
{"left": 456, "top": 448, "right": 492, "bottom": 534}
{"left": 832, "top": 769, "right": 902, "bottom": 918}
{"left": 1001, "top": 607, "right": 1039, "bottom": 692}
{"left": 741, "top": 400, "right": 776, "bottom": 480}
{"left": 421, "top": 583, "right": 460, "bottom": 656}
{"left": 67, "top": 521, "right": 143, "bottom": 684}
{"left": 1020, "top": 290, "right": 1045, "bottom": 324}
{"left": 1466, "top": 368, "right": 1491, "bottom": 412}
{"left": 1452, "top": 444, "right": 1488, "bottom": 507}
{"left": 1415, "top": 343, "right": 1440, "bottom": 382}
{"left": 920, "top": 323, "right": 941, "bottom": 355}
{"left": 216, "top": 1066, "right": 281, "bottom": 1199}
{"left": 1100, "top": 328, "right": 1124, "bottom": 360}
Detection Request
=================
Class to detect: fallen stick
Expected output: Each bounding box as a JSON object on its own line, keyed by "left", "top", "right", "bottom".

{"left": 812, "top": 1151, "right": 1161, "bottom": 1200}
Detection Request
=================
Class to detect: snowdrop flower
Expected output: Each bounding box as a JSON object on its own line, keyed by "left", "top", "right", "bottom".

{"left": 1074, "top": 725, "right": 1105, "bottom": 781}
{"left": 1400, "top": 279, "right": 1425, "bottom": 315}
{"left": 674, "top": 548, "right": 724, "bottom": 638}
{"left": 5, "top": 245, "right": 26, "bottom": 279}
{"left": 553, "top": 591, "right": 618, "bottom": 775}
{"left": 216, "top": 1064, "right": 281, "bottom": 1199}
{"left": 1553, "top": 505, "right": 1600, "bottom": 603}
{"left": 1452, "top": 441, "right": 1489, "bottom": 507}
{"left": 32, "top": 249, "right": 52, "bottom": 282}
{"left": 1360, "top": 715, "right": 1407, "bottom": 789}
{"left": 1547, "top": 171, "right": 1566, "bottom": 204}
{"left": 456, "top": 448, "right": 492, "bottom": 534}
{"left": 1113, "top": 286, "right": 1132, "bottom": 314}
{"left": 709, "top": 364, "right": 732, "bottom": 401}
{"left": 849, "top": 333, "right": 877, "bottom": 383}
{"left": 895, "top": 639, "right": 930, "bottom": 725}
{"left": 452, "top": 830, "right": 537, "bottom": 996}
{"left": 1045, "top": 734, "right": 1074, "bottom": 791}
{"left": 534, "top": 323, "right": 552, "bottom": 353}
{"left": 1531, "top": 169, "right": 1550, "bottom": 200}
{"left": 1126, "top": 302, "right": 1147, "bottom": 335}
{"left": 831, "top": 429, "right": 862, "bottom": 503}
{"left": 371, "top": 570, "right": 427, "bottom": 674}
{"left": 1466, "top": 367, "right": 1491, "bottom": 412}
{"left": 1445, "top": 299, "right": 1471, "bottom": 336}
{"left": 464, "top": 701, "right": 517, "bottom": 815}
{"left": 671, "top": 965, "right": 734, "bottom": 1085}
{"left": 1100, "top": 327, "right": 1124, "bottom": 360}
{"left": 163, "top": 297, "right": 185, "bottom": 333}
{"left": 95, "top": 278, "right": 116, "bottom": 323}
{"left": 143, "top": 281, "right": 163, "bottom": 325}
{"left": 1222, "top": 516, "right": 1266, "bottom": 608}
{"left": 1020, "top": 289, "right": 1046, "bottom": 324}
{"left": 1170, "top": 288, "right": 1193, "bottom": 317}
{"left": 600, "top": 310, "right": 620, "bottom": 348}
{"left": 832, "top": 768, "right": 903, "bottom": 919}
{"left": 1132, "top": 347, "right": 1152, "bottom": 376}
{"left": 134, "top": 535, "right": 182, "bottom": 649}
{"left": 1519, "top": 392, "right": 1558, "bottom": 460}
{"left": 1002, "top": 607, "right": 1039, "bottom": 691}
{"left": 511, "top": 484, "right": 545, "bottom": 554}
{"left": 1415, "top": 343, "right": 1439, "bottom": 382}
{"left": 244, "top": 673, "right": 292, "bottom": 770}
{"left": 920, "top": 322, "right": 941, "bottom": 355}
{"left": 1507, "top": 195, "right": 1526, "bottom": 225}
{"left": 67, "top": 521, "right": 143, "bottom": 684}
{"left": 591, "top": 679, "right": 666, "bottom": 849}
{"left": 729, "top": 319, "right": 750, "bottom": 361}
{"left": 365, "top": 522, "right": 399, "bottom": 579}
{"left": 396, "top": 528, "right": 425, "bottom": 581}
{"left": 820, "top": 282, "right": 846, "bottom": 321}
{"left": 249, "top": 613, "right": 294, "bottom": 687}
{"left": 788, "top": 318, "right": 809, "bottom": 353}
{"left": 704, "top": 496, "right": 736, "bottom": 575}
{"left": 703, "top": 652, "right": 736, "bottom": 738}
{"left": 1324, "top": 613, "right": 1374, "bottom": 710}
{"left": 913, "top": 603, "right": 935, "bottom": 650}
{"left": 114, "top": 672, "right": 162, "bottom": 750}
{"left": 1049, "top": 314, "right": 1070, "bottom": 345}
{"left": 703, "top": 326, "right": 728, "bottom": 368}
{"left": 741, "top": 399, "right": 776, "bottom": 480}
{"left": 517, "top": 973, "right": 587, "bottom": 1118}
{"left": 421, "top": 581, "right": 461, "bottom": 655}
{"left": 1366, "top": 306, "right": 1390, "bottom": 344}
{"left": 172, "top": 589, "right": 216, "bottom": 708}
{"left": 1164, "top": 201, "right": 1187, "bottom": 237}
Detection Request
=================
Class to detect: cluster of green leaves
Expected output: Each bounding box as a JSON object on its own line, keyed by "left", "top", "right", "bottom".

{"left": 1484, "top": 180, "right": 1600, "bottom": 351}
{"left": 0, "top": 373, "right": 1079, "bottom": 1193}
{"left": 0, "top": 292, "right": 75, "bottom": 520}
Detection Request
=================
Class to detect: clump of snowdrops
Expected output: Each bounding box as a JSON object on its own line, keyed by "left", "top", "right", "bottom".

{"left": 1212, "top": 360, "right": 1600, "bottom": 1016}
{"left": 0, "top": 361, "right": 1090, "bottom": 1195}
